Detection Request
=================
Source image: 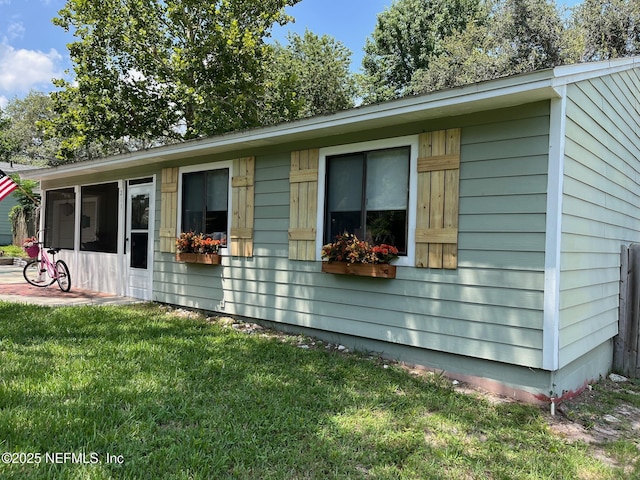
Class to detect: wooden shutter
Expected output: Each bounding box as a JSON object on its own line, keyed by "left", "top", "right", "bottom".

{"left": 415, "top": 128, "right": 460, "bottom": 269}
{"left": 230, "top": 156, "right": 255, "bottom": 257}
{"left": 289, "top": 149, "right": 319, "bottom": 261}
{"left": 160, "top": 167, "right": 178, "bottom": 253}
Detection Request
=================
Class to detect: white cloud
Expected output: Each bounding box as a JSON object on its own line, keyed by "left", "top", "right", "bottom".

{"left": 0, "top": 43, "right": 62, "bottom": 93}
{"left": 0, "top": 95, "right": 7, "bottom": 110}
{"left": 7, "top": 21, "right": 25, "bottom": 40}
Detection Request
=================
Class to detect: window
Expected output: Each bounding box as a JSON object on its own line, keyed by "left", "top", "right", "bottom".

{"left": 325, "top": 147, "right": 410, "bottom": 254}
{"left": 45, "top": 188, "right": 76, "bottom": 249}
{"left": 80, "top": 182, "right": 119, "bottom": 253}
{"left": 181, "top": 167, "right": 230, "bottom": 246}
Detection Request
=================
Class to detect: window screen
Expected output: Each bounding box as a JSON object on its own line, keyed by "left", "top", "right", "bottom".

{"left": 80, "top": 182, "right": 119, "bottom": 253}
{"left": 45, "top": 188, "right": 76, "bottom": 249}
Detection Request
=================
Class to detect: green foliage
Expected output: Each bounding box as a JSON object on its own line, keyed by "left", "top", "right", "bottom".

{"left": 0, "top": 244, "right": 26, "bottom": 257}
{"left": 359, "top": 0, "right": 481, "bottom": 103}
{"left": 571, "top": 0, "right": 640, "bottom": 61}
{"left": 407, "top": 1, "right": 500, "bottom": 93}
{"left": 408, "top": 0, "right": 568, "bottom": 94}
{"left": 7, "top": 175, "right": 38, "bottom": 210}
{"left": 47, "top": 0, "right": 300, "bottom": 161}
{"left": 0, "top": 92, "right": 115, "bottom": 166}
{"left": 495, "top": 0, "right": 567, "bottom": 73}
{"left": 0, "top": 111, "right": 16, "bottom": 162}
{"left": 262, "top": 30, "right": 356, "bottom": 124}
{"left": 7, "top": 174, "right": 40, "bottom": 240}
{"left": 363, "top": 0, "right": 640, "bottom": 99}
{"left": 0, "top": 92, "right": 58, "bottom": 166}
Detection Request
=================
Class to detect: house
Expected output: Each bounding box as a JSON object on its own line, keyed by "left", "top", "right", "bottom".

{"left": 25, "top": 57, "right": 640, "bottom": 405}
{"left": 0, "top": 162, "right": 36, "bottom": 245}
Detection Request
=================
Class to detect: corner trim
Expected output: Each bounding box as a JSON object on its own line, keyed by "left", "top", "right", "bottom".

{"left": 543, "top": 86, "right": 567, "bottom": 371}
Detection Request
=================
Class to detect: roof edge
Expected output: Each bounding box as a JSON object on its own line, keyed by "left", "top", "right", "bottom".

{"left": 27, "top": 56, "right": 640, "bottom": 182}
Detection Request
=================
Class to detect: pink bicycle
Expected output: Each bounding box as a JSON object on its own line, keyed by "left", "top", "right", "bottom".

{"left": 23, "top": 242, "right": 71, "bottom": 292}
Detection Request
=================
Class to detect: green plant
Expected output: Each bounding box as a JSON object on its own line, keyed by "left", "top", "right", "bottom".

{"left": 7, "top": 175, "right": 39, "bottom": 242}
{"left": 0, "top": 244, "right": 26, "bottom": 258}
{"left": 321, "top": 232, "right": 399, "bottom": 264}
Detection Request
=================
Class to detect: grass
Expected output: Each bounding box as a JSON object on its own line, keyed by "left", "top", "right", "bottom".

{"left": 558, "top": 375, "right": 640, "bottom": 473}
{"left": 0, "top": 244, "right": 26, "bottom": 258}
{"left": 0, "top": 302, "right": 636, "bottom": 479}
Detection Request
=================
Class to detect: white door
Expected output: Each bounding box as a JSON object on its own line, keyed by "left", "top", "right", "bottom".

{"left": 126, "top": 182, "right": 155, "bottom": 299}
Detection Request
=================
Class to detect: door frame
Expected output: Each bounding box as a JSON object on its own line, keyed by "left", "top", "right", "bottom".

{"left": 124, "top": 177, "right": 156, "bottom": 300}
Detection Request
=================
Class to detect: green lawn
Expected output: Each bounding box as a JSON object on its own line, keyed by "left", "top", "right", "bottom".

{"left": 0, "top": 302, "right": 635, "bottom": 479}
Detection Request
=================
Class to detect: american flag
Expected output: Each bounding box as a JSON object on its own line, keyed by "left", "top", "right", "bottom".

{"left": 0, "top": 169, "right": 18, "bottom": 202}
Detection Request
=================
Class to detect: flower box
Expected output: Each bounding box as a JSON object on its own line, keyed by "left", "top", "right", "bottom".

{"left": 321, "top": 261, "right": 396, "bottom": 279}
{"left": 175, "top": 252, "right": 222, "bottom": 265}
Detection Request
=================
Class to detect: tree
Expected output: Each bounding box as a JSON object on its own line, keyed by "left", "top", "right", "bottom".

{"left": 407, "top": 0, "right": 568, "bottom": 94}
{"left": 0, "top": 91, "right": 121, "bottom": 166}
{"left": 379, "top": 0, "right": 640, "bottom": 98}
{"left": 407, "top": 5, "right": 503, "bottom": 94}
{"left": 570, "top": 0, "right": 640, "bottom": 61}
{"left": 496, "top": 0, "right": 567, "bottom": 74}
{"left": 359, "top": 0, "right": 481, "bottom": 103}
{"left": 47, "top": 0, "right": 300, "bottom": 160}
{"left": 0, "top": 109, "right": 16, "bottom": 162}
{"left": 0, "top": 92, "right": 59, "bottom": 166}
{"left": 262, "top": 30, "right": 356, "bottom": 124}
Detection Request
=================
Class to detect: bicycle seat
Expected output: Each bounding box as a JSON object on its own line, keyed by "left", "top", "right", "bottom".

{"left": 47, "top": 248, "right": 61, "bottom": 255}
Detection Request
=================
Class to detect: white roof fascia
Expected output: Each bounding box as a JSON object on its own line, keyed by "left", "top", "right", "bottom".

{"left": 26, "top": 69, "right": 568, "bottom": 182}
{"left": 551, "top": 56, "right": 640, "bottom": 87}
{"left": 0, "top": 162, "right": 38, "bottom": 173}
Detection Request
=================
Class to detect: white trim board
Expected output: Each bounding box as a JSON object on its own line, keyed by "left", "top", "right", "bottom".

{"left": 542, "top": 87, "right": 567, "bottom": 371}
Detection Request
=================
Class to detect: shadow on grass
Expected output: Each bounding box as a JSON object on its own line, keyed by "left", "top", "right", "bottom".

{"left": 0, "top": 303, "right": 616, "bottom": 479}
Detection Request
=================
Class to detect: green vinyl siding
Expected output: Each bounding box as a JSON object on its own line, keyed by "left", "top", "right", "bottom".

{"left": 0, "top": 194, "right": 17, "bottom": 245}
{"left": 560, "top": 69, "right": 640, "bottom": 368}
{"left": 153, "top": 103, "right": 550, "bottom": 371}
{"left": 253, "top": 154, "right": 290, "bottom": 255}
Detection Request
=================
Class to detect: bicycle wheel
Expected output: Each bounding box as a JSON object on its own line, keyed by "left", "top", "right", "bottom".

{"left": 23, "top": 260, "right": 55, "bottom": 287}
{"left": 55, "top": 260, "right": 71, "bottom": 292}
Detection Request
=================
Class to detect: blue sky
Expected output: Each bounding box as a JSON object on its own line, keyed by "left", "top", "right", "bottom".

{"left": 0, "top": 0, "right": 581, "bottom": 109}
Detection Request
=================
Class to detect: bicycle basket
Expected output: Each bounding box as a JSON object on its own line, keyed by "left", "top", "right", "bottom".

{"left": 24, "top": 245, "right": 40, "bottom": 258}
